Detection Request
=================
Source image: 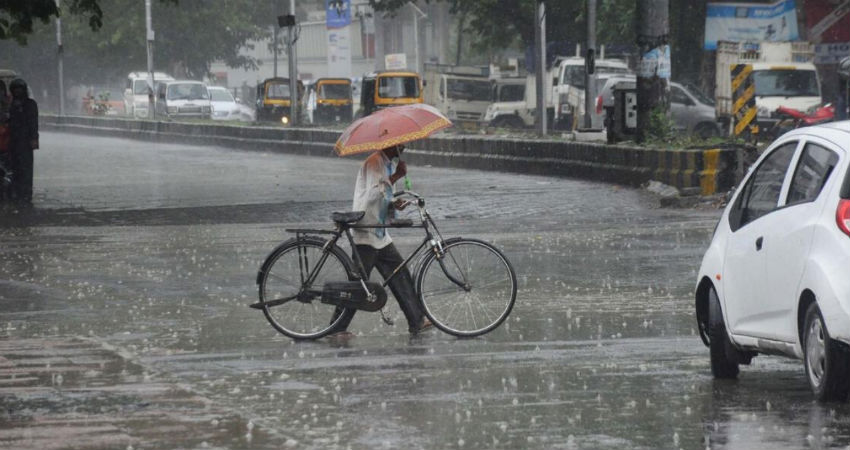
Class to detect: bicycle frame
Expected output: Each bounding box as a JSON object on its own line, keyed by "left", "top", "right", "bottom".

{"left": 282, "top": 193, "right": 469, "bottom": 301}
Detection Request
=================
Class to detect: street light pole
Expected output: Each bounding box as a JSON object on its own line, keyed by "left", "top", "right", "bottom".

{"left": 410, "top": 3, "right": 427, "bottom": 75}
{"left": 287, "top": 0, "right": 299, "bottom": 125}
{"left": 534, "top": 1, "right": 547, "bottom": 136}
{"left": 56, "top": 0, "right": 64, "bottom": 116}
{"left": 145, "top": 0, "right": 155, "bottom": 120}
{"left": 273, "top": 0, "right": 279, "bottom": 78}
{"left": 583, "top": 0, "right": 596, "bottom": 129}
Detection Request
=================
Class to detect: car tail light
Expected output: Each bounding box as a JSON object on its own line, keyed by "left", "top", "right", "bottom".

{"left": 596, "top": 95, "right": 603, "bottom": 115}
{"left": 837, "top": 199, "right": 850, "bottom": 237}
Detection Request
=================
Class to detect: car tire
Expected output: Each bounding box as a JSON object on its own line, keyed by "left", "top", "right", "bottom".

{"left": 708, "top": 286, "right": 740, "bottom": 379}
{"left": 803, "top": 302, "right": 850, "bottom": 402}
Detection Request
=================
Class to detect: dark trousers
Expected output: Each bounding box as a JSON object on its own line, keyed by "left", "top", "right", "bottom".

{"left": 335, "top": 243, "right": 426, "bottom": 332}
{"left": 0, "top": 153, "right": 11, "bottom": 201}
{"left": 10, "top": 148, "right": 32, "bottom": 203}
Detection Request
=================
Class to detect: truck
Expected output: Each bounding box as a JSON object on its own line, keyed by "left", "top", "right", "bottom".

{"left": 715, "top": 41, "right": 821, "bottom": 133}
{"left": 552, "top": 56, "right": 631, "bottom": 130}
{"left": 482, "top": 73, "right": 556, "bottom": 129}
{"left": 423, "top": 64, "right": 493, "bottom": 126}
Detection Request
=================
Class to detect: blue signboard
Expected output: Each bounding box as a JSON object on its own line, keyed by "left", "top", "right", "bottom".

{"left": 326, "top": 0, "right": 351, "bottom": 29}
{"left": 705, "top": 0, "right": 799, "bottom": 50}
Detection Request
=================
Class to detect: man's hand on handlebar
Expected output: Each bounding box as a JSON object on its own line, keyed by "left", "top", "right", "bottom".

{"left": 393, "top": 199, "right": 410, "bottom": 211}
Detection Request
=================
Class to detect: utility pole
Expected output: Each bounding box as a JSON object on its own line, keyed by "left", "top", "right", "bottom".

{"left": 288, "top": 0, "right": 299, "bottom": 125}
{"left": 145, "top": 0, "right": 155, "bottom": 120}
{"left": 636, "top": 0, "right": 670, "bottom": 142}
{"left": 55, "top": 0, "right": 64, "bottom": 116}
{"left": 583, "top": 0, "right": 596, "bottom": 129}
{"left": 410, "top": 3, "right": 427, "bottom": 76}
{"left": 534, "top": 1, "right": 547, "bottom": 136}
{"left": 273, "top": 20, "right": 279, "bottom": 77}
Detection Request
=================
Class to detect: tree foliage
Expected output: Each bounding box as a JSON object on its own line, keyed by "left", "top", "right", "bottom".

{"left": 369, "top": 0, "right": 705, "bottom": 80}
{"left": 0, "top": 0, "right": 107, "bottom": 44}
{"left": 0, "top": 0, "right": 271, "bottom": 95}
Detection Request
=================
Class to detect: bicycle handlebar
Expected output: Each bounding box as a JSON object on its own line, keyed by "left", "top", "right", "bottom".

{"left": 393, "top": 190, "right": 423, "bottom": 200}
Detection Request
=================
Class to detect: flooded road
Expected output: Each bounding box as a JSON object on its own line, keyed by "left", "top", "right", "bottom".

{"left": 2, "top": 132, "right": 849, "bottom": 449}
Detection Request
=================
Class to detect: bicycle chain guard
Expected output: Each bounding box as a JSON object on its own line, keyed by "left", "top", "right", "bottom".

{"left": 320, "top": 281, "right": 388, "bottom": 312}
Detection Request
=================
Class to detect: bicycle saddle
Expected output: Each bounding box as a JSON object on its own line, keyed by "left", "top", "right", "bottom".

{"left": 331, "top": 211, "right": 365, "bottom": 224}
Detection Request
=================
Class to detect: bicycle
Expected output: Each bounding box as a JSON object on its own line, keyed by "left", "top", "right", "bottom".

{"left": 251, "top": 190, "right": 517, "bottom": 340}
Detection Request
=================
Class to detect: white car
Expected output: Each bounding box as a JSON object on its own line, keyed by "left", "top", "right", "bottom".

{"left": 695, "top": 121, "right": 850, "bottom": 401}
{"left": 124, "top": 71, "right": 174, "bottom": 118}
{"left": 208, "top": 86, "right": 254, "bottom": 122}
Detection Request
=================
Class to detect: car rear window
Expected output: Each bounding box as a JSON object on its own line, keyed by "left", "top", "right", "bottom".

{"left": 842, "top": 162, "right": 850, "bottom": 199}
{"left": 786, "top": 143, "right": 839, "bottom": 205}
{"left": 729, "top": 141, "right": 797, "bottom": 231}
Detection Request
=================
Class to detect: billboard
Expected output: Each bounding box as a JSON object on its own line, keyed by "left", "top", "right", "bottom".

{"left": 326, "top": 0, "right": 352, "bottom": 78}
{"left": 705, "top": 0, "right": 799, "bottom": 50}
{"left": 326, "top": 0, "right": 351, "bottom": 29}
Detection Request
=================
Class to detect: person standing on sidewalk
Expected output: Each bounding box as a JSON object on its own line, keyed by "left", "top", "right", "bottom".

{"left": 8, "top": 78, "right": 38, "bottom": 205}
{"left": 330, "top": 144, "right": 432, "bottom": 337}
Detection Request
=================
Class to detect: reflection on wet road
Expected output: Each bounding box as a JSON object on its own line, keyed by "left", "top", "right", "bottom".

{"left": 1, "top": 132, "right": 849, "bottom": 449}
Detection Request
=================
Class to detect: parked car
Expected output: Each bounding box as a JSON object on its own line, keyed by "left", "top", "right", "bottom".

{"left": 208, "top": 86, "right": 253, "bottom": 122}
{"left": 124, "top": 71, "right": 174, "bottom": 118}
{"left": 669, "top": 82, "right": 721, "bottom": 138}
{"left": 598, "top": 77, "right": 720, "bottom": 139}
{"left": 154, "top": 80, "right": 211, "bottom": 120}
{"left": 695, "top": 121, "right": 850, "bottom": 401}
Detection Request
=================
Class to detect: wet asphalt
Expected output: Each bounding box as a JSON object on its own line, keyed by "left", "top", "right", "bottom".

{"left": 1, "top": 132, "right": 850, "bottom": 449}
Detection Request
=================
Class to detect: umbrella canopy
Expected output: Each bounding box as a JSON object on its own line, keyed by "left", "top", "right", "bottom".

{"left": 334, "top": 103, "right": 452, "bottom": 156}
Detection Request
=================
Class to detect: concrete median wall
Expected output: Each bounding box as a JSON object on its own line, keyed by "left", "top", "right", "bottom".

{"left": 41, "top": 115, "right": 737, "bottom": 195}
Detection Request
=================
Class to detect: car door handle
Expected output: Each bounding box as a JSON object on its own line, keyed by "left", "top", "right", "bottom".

{"left": 755, "top": 237, "right": 764, "bottom": 251}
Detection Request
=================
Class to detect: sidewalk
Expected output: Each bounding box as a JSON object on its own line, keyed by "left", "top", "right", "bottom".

{"left": 0, "top": 336, "right": 259, "bottom": 450}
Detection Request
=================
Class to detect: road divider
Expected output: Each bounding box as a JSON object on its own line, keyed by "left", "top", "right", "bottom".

{"left": 42, "top": 115, "right": 738, "bottom": 195}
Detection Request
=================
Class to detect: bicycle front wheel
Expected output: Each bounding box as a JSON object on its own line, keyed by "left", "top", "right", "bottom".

{"left": 257, "top": 237, "right": 355, "bottom": 340}
{"left": 417, "top": 238, "right": 517, "bottom": 337}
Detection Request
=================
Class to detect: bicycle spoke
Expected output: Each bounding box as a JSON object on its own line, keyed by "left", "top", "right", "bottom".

{"left": 259, "top": 240, "right": 352, "bottom": 339}
{"left": 421, "top": 285, "right": 464, "bottom": 297}
{"left": 419, "top": 240, "right": 515, "bottom": 336}
{"left": 266, "top": 271, "right": 300, "bottom": 287}
{"left": 262, "top": 294, "right": 299, "bottom": 308}
{"left": 473, "top": 277, "right": 511, "bottom": 290}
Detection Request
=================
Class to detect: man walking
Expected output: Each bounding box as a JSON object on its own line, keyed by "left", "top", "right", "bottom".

{"left": 331, "top": 144, "right": 432, "bottom": 337}
{"left": 8, "top": 78, "right": 38, "bottom": 205}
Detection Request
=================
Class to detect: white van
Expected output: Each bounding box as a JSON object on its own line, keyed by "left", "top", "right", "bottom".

{"left": 124, "top": 71, "right": 174, "bottom": 118}
{"left": 553, "top": 57, "right": 631, "bottom": 128}
{"left": 154, "top": 80, "right": 211, "bottom": 120}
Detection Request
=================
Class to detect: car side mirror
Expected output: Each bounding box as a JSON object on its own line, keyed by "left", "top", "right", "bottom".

{"left": 124, "top": 88, "right": 132, "bottom": 97}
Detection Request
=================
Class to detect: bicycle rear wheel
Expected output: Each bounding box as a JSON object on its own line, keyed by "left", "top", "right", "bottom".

{"left": 417, "top": 238, "right": 517, "bottom": 337}
{"left": 257, "top": 237, "right": 355, "bottom": 340}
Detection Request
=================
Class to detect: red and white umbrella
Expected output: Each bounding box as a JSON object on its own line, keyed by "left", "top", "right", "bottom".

{"left": 334, "top": 103, "right": 452, "bottom": 156}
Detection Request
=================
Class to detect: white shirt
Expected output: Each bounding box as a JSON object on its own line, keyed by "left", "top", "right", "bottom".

{"left": 352, "top": 151, "right": 396, "bottom": 249}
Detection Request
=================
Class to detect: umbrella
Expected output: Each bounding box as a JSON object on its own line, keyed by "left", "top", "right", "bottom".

{"left": 334, "top": 103, "right": 452, "bottom": 156}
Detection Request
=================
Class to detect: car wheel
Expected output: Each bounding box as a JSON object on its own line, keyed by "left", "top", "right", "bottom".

{"left": 803, "top": 302, "right": 850, "bottom": 402}
{"left": 708, "top": 286, "right": 739, "bottom": 378}
{"left": 695, "top": 122, "right": 720, "bottom": 139}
